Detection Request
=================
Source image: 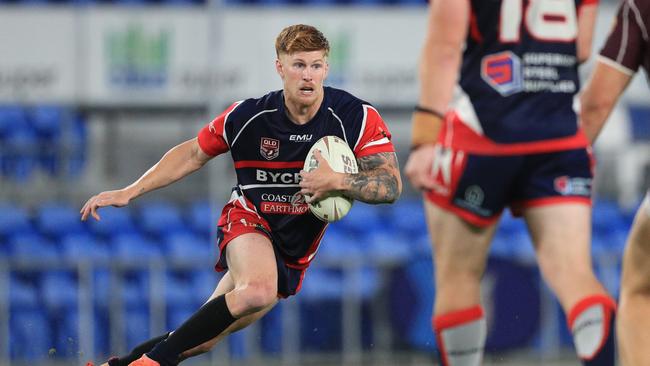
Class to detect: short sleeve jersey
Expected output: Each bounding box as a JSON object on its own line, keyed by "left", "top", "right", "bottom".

{"left": 448, "top": 0, "right": 597, "bottom": 153}
{"left": 197, "top": 87, "right": 395, "bottom": 264}
{"left": 599, "top": 0, "right": 650, "bottom": 81}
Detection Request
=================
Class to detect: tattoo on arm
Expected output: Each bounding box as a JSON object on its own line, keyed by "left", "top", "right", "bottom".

{"left": 342, "top": 152, "right": 401, "bottom": 204}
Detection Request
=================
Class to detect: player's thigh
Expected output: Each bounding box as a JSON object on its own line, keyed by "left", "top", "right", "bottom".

{"left": 424, "top": 200, "right": 495, "bottom": 279}
{"left": 225, "top": 232, "right": 278, "bottom": 288}
{"left": 524, "top": 203, "right": 595, "bottom": 302}
{"left": 620, "top": 198, "right": 650, "bottom": 295}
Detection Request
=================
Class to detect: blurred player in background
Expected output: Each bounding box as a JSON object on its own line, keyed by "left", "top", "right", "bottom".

{"left": 405, "top": 0, "right": 616, "bottom": 365}
{"left": 81, "top": 24, "right": 401, "bottom": 366}
{"left": 580, "top": 0, "right": 650, "bottom": 364}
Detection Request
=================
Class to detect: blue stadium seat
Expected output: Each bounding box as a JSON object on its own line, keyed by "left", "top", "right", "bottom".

{"left": 1, "top": 125, "right": 38, "bottom": 181}
{"left": 163, "top": 231, "right": 213, "bottom": 263}
{"left": 0, "top": 106, "right": 28, "bottom": 138}
{"left": 31, "top": 105, "right": 63, "bottom": 139}
{"left": 389, "top": 198, "right": 427, "bottom": 237}
{"left": 37, "top": 202, "right": 86, "bottom": 238}
{"left": 628, "top": 105, "right": 650, "bottom": 142}
{"left": 8, "top": 232, "right": 58, "bottom": 261}
{"left": 10, "top": 276, "right": 39, "bottom": 310}
{"left": 60, "top": 232, "right": 111, "bottom": 261}
{"left": 162, "top": 0, "right": 201, "bottom": 5}
{"left": 122, "top": 270, "right": 151, "bottom": 308}
{"left": 190, "top": 269, "right": 218, "bottom": 303}
{"left": 300, "top": 268, "right": 343, "bottom": 300}
{"left": 125, "top": 308, "right": 150, "bottom": 351}
{"left": 168, "top": 303, "right": 195, "bottom": 330}
{"left": 138, "top": 201, "right": 186, "bottom": 238}
{"left": 317, "top": 230, "right": 363, "bottom": 264}
{"left": 41, "top": 272, "right": 78, "bottom": 311}
{"left": 188, "top": 200, "right": 214, "bottom": 237}
{"left": 362, "top": 231, "right": 411, "bottom": 265}
{"left": 164, "top": 273, "right": 195, "bottom": 308}
{"left": 335, "top": 203, "right": 382, "bottom": 236}
{"left": 10, "top": 310, "right": 53, "bottom": 360}
{"left": 89, "top": 206, "right": 137, "bottom": 238}
{"left": 593, "top": 199, "right": 627, "bottom": 236}
{"left": 35, "top": 112, "right": 62, "bottom": 176}
{"left": 111, "top": 233, "right": 162, "bottom": 263}
{"left": 0, "top": 203, "right": 32, "bottom": 239}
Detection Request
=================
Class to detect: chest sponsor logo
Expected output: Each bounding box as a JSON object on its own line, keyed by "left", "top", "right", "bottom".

{"left": 256, "top": 170, "right": 301, "bottom": 184}
{"left": 260, "top": 137, "right": 280, "bottom": 160}
{"left": 260, "top": 192, "right": 308, "bottom": 215}
{"left": 289, "top": 134, "right": 313, "bottom": 142}
{"left": 481, "top": 51, "right": 522, "bottom": 96}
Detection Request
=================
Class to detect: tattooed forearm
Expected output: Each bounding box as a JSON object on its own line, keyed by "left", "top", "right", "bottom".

{"left": 341, "top": 152, "right": 402, "bottom": 204}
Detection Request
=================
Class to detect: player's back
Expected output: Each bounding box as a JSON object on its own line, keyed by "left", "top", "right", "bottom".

{"left": 452, "top": 0, "right": 595, "bottom": 151}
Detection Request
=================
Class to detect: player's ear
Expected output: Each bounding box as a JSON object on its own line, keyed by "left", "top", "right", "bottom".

{"left": 323, "top": 61, "right": 329, "bottom": 80}
{"left": 275, "top": 59, "right": 284, "bottom": 78}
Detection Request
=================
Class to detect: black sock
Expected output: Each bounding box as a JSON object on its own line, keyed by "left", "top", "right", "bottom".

{"left": 107, "top": 332, "right": 170, "bottom": 366}
{"left": 147, "top": 295, "right": 237, "bottom": 366}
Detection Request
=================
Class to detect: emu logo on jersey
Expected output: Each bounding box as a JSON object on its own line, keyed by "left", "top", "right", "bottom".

{"left": 290, "top": 134, "right": 313, "bottom": 142}
{"left": 481, "top": 51, "right": 522, "bottom": 96}
{"left": 260, "top": 137, "right": 280, "bottom": 160}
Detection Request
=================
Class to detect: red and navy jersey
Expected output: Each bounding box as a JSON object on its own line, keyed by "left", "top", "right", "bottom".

{"left": 197, "top": 86, "right": 394, "bottom": 266}
{"left": 445, "top": 0, "right": 597, "bottom": 155}
{"left": 599, "top": 0, "right": 650, "bottom": 82}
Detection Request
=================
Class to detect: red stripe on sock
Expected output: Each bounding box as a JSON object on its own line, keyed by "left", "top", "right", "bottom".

{"left": 432, "top": 305, "right": 484, "bottom": 366}
{"left": 567, "top": 294, "right": 616, "bottom": 329}
{"left": 433, "top": 305, "right": 484, "bottom": 330}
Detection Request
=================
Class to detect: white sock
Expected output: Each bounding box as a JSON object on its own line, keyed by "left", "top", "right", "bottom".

{"left": 433, "top": 305, "right": 486, "bottom": 366}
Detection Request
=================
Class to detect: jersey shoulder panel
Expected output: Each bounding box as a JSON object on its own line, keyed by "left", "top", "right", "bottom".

{"left": 324, "top": 87, "right": 395, "bottom": 157}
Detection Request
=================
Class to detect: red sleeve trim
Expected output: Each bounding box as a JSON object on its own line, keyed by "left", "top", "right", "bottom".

{"left": 353, "top": 105, "right": 395, "bottom": 157}
{"left": 197, "top": 102, "right": 240, "bottom": 156}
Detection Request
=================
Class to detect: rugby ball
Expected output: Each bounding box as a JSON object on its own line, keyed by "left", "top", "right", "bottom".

{"left": 304, "top": 136, "right": 358, "bottom": 222}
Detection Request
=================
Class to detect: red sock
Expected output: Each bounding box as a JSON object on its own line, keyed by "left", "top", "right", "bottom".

{"left": 567, "top": 294, "right": 617, "bottom": 365}
{"left": 432, "top": 305, "right": 486, "bottom": 366}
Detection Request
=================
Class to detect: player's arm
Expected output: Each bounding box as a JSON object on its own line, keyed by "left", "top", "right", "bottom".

{"left": 580, "top": 60, "right": 633, "bottom": 143}
{"left": 405, "top": 0, "right": 469, "bottom": 190}
{"left": 299, "top": 150, "right": 401, "bottom": 204}
{"left": 80, "top": 138, "right": 213, "bottom": 221}
{"left": 576, "top": 2, "right": 598, "bottom": 64}
{"left": 340, "top": 151, "right": 402, "bottom": 204}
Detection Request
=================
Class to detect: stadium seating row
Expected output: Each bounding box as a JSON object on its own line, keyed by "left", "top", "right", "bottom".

{"left": 0, "top": 199, "right": 633, "bottom": 259}
{"left": 0, "top": 106, "right": 86, "bottom": 181}
{"left": 0, "top": 198, "right": 633, "bottom": 360}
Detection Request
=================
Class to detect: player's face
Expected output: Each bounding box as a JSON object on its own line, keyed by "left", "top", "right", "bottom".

{"left": 276, "top": 50, "right": 329, "bottom": 108}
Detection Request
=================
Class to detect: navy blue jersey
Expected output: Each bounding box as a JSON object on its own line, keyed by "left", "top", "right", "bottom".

{"left": 445, "top": 0, "right": 596, "bottom": 154}
{"left": 198, "top": 87, "right": 394, "bottom": 266}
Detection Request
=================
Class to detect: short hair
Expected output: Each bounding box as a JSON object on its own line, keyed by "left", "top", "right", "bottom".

{"left": 275, "top": 24, "right": 330, "bottom": 58}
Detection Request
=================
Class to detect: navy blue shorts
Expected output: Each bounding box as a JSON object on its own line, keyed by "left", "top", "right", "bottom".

{"left": 425, "top": 146, "right": 594, "bottom": 226}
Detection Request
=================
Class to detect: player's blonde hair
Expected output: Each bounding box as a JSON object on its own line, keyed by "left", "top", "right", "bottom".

{"left": 275, "top": 24, "right": 330, "bottom": 57}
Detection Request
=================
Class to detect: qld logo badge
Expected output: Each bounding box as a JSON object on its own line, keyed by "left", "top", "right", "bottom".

{"left": 260, "top": 137, "right": 280, "bottom": 160}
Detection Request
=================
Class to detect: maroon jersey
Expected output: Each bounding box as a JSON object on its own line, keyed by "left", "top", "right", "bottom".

{"left": 599, "top": 0, "right": 650, "bottom": 81}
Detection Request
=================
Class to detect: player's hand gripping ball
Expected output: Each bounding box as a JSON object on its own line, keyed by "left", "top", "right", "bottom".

{"left": 303, "top": 136, "right": 358, "bottom": 222}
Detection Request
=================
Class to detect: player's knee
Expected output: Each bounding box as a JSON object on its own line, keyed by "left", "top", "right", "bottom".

{"left": 237, "top": 281, "right": 277, "bottom": 313}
